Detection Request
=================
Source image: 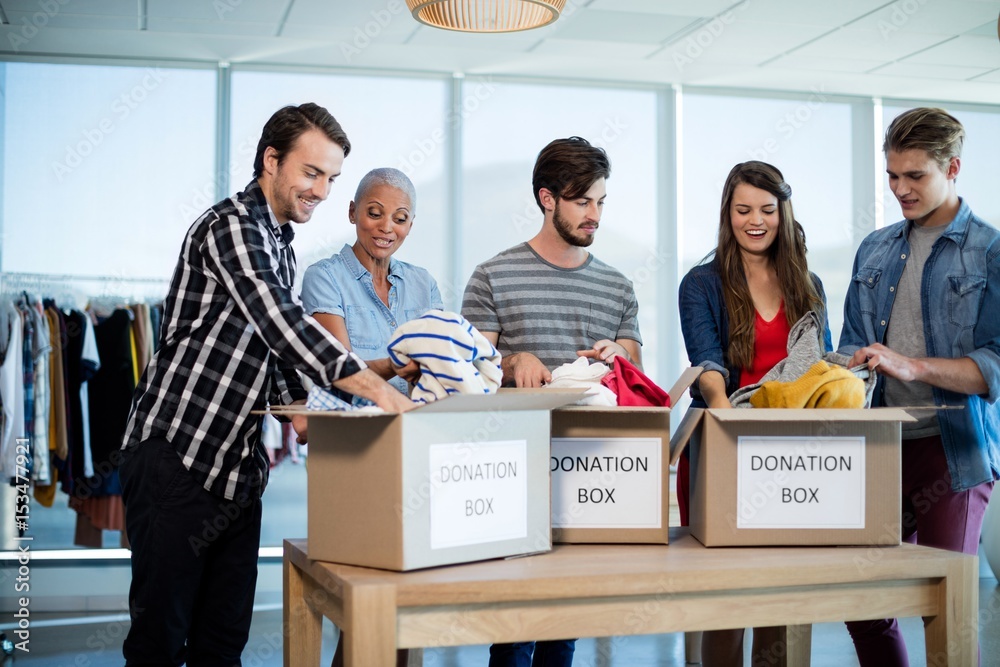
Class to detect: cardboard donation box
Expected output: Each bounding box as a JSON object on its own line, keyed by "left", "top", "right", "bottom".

{"left": 670, "top": 407, "right": 914, "bottom": 547}
{"left": 306, "top": 391, "right": 583, "bottom": 571}
{"left": 549, "top": 367, "right": 701, "bottom": 545}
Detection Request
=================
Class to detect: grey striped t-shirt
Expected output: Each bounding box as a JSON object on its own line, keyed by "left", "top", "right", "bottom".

{"left": 462, "top": 243, "right": 642, "bottom": 371}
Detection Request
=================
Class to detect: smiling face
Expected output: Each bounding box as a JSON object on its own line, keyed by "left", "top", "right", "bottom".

{"left": 886, "top": 148, "right": 960, "bottom": 228}
{"left": 263, "top": 127, "right": 345, "bottom": 225}
{"left": 729, "top": 182, "right": 780, "bottom": 259}
{"left": 350, "top": 183, "right": 413, "bottom": 265}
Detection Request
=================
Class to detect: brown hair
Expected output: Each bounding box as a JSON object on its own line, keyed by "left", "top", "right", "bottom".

{"left": 253, "top": 103, "right": 351, "bottom": 178}
{"left": 716, "top": 161, "right": 824, "bottom": 371}
{"left": 883, "top": 107, "right": 964, "bottom": 170}
{"left": 531, "top": 136, "right": 611, "bottom": 212}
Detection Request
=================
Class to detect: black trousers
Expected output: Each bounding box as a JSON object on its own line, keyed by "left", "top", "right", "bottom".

{"left": 120, "top": 438, "right": 262, "bottom": 667}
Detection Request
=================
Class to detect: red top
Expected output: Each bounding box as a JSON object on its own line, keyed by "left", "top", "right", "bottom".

{"left": 740, "top": 301, "right": 790, "bottom": 387}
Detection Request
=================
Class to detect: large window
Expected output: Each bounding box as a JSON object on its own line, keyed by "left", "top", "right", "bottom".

{"left": 3, "top": 62, "right": 216, "bottom": 283}
{"left": 460, "top": 78, "right": 661, "bottom": 380}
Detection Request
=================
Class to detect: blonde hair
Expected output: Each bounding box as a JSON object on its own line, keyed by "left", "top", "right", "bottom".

{"left": 883, "top": 107, "right": 964, "bottom": 170}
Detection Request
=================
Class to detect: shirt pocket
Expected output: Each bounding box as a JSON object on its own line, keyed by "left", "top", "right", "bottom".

{"left": 852, "top": 267, "right": 883, "bottom": 315}
{"left": 947, "top": 274, "right": 986, "bottom": 330}
{"left": 344, "top": 306, "right": 382, "bottom": 352}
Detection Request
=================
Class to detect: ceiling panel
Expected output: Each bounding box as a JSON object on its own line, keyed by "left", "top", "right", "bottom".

{"left": 405, "top": 27, "right": 545, "bottom": 51}
{"left": 966, "top": 20, "right": 998, "bottom": 37}
{"left": 768, "top": 54, "right": 887, "bottom": 73}
{"left": 148, "top": 0, "right": 288, "bottom": 24}
{"left": 901, "top": 35, "right": 1000, "bottom": 67}
{"left": 728, "top": 0, "right": 896, "bottom": 27}
{"left": 970, "top": 69, "right": 1000, "bottom": 83}
{"left": 587, "top": 0, "right": 737, "bottom": 18}
{"left": 872, "top": 61, "right": 994, "bottom": 80}
{"left": 2, "top": 0, "right": 133, "bottom": 15}
{"left": 532, "top": 38, "right": 661, "bottom": 59}
{"left": 792, "top": 27, "right": 954, "bottom": 61}
{"left": 146, "top": 18, "right": 278, "bottom": 37}
{"left": 551, "top": 9, "right": 699, "bottom": 44}
{"left": 4, "top": 10, "right": 136, "bottom": 31}
{"left": 650, "top": 19, "right": 833, "bottom": 60}
{"left": 847, "top": 1, "right": 1000, "bottom": 36}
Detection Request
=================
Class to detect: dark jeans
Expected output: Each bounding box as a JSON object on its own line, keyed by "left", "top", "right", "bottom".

{"left": 489, "top": 640, "right": 576, "bottom": 667}
{"left": 120, "top": 437, "right": 262, "bottom": 667}
{"left": 846, "top": 434, "right": 993, "bottom": 667}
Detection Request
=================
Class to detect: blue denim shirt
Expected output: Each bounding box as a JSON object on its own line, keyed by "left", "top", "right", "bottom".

{"left": 679, "top": 256, "right": 833, "bottom": 407}
{"left": 300, "top": 244, "right": 443, "bottom": 395}
{"left": 838, "top": 199, "right": 1000, "bottom": 491}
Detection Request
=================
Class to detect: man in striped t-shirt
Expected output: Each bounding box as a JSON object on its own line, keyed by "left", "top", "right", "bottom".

{"left": 462, "top": 136, "right": 643, "bottom": 667}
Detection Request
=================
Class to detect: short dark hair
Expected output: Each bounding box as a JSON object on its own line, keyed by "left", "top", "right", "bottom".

{"left": 531, "top": 136, "right": 611, "bottom": 212}
{"left": 252, "top": 103, "right": 351, "bottom": 178}
{"left": 883, "top": 107, "right": 964, "bottom": 170}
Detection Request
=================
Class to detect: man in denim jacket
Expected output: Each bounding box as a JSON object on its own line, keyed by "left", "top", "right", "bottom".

{"left": 839, "top": 107, "right": 1000, "bottom": 665}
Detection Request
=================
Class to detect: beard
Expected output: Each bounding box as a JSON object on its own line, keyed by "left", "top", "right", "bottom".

{"left": 553, "top": 204, "right": 595, "bottom": 248}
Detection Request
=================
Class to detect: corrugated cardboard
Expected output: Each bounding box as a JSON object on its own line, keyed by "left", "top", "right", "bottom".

{"left": 549, "top": 367, "right": 702, "bottom": 545}
{"left": 305, "top": 390, "right": 584, "bottom": 571}
{"left": 669, "top": 407, "right": 914, "bottom": 547}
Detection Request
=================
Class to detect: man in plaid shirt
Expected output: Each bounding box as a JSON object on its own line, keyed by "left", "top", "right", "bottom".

{"left": 118, "top": 103, "right": 413, "bottom": 666}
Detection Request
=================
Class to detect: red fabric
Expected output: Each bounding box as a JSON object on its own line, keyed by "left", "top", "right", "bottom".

{"left": 600, "top": 356, "right": 670, "bottom": 407}
{"left": 740, "top": 302, "right": 791, "bottom": 387}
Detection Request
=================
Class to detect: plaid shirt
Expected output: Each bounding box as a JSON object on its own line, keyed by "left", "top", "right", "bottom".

{"left": 123, "top": 180, "right": 365, "bottom": 500}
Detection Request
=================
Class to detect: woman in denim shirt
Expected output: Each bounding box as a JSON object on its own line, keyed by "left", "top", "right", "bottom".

{"left": 301, "top": 167, "right": 441, "bottom": 667}
{"left": 678, "top": 161, "right": 835, "bottom": 667}
{"left": 301, "top": 167, "right": 443, "bottom": 403}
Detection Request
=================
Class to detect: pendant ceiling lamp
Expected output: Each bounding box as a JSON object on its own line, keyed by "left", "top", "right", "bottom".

{"left": 406, "top": 0, "right": 566, "bottom": 33}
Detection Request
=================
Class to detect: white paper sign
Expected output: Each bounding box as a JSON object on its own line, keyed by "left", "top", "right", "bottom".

{"left": 428, "top": 439, "right": 528, "bottom": 550}
{"left": 551, "top": 437, "right": 661, "bottom": 529}
{"left": 736, "top": 436, "right": 866, "bottom": 529}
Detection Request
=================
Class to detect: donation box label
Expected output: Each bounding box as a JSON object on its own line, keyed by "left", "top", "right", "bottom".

{"left": 429, "top": 439, "right": 528, "bottom": 550}
{"left": 551, "top": 437, "right": 661, "bottom": 529}
{"left": 736, "top": 436, "right": 866, "bottom": 529}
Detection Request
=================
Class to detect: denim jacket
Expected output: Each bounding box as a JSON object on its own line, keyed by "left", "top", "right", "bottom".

{"left": 838, "top": 199, "right": 1000, "bottom": 491}
{"left": 679, "top": 256, "right": 833, "bottom": 407}
{"left": 300, "top": 244, "right": 443, "bottom": 396}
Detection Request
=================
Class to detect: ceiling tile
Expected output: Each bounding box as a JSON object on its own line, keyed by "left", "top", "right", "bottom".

{"left": 405, "top": 27, "right": 544, "bottom": 51}
{"left": 793, "top": 27, "right": 953, "bottom": 61}
{"left": 148, "top": 0, "right": 288, "bottom": 24}
{"left": 902, "top": 35, "right": 1000, "bottom": 67}
{"left": 969, "top": 68, "right": 1000, "bottom": 83}
{"left": 532, "top": 38, "right": 661, "bottom": 59}
{"left": 847, "top": 0, "right": 1000, "bottom": 36}
{"left": 3, "top": 0, "right": 133, "bottom": 15}
{"left": 146, "top": 18, "right": 277, "bottom": 37}
{"left": 965, "top": 20, "right": 998, "bottom": 37}
{"left": 5, "top": 10, "right": 136, "bottom": 31}
{"left": 768, "top": 54, "right": 887, "bottom": 73}
{"left": 586, "top": 0, "right": 739, "bottom": 18}
{"left": 729, "top": 0, "right": 895, "bottom": 27}
{"left": 552, "top": 9, "right": 699, "bottom": 44}
{"left": 652, "top": 19, "right": 833, "bottom": 59}
{"left": 872, "top": 61, "right": 993, "bottom": 80}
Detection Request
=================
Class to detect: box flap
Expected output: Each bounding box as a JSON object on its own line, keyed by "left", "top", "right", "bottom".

{"left": 668, "top": 407, "right": 705, "bottom": 465}
{"left": 706, "top": 407, "right": 917, "bottom": 423}
{"left": 415, "top": 389, "right": 588, "bottom": 413}
{"left": 667, "top": 366, "right": 703, "bottom": 407}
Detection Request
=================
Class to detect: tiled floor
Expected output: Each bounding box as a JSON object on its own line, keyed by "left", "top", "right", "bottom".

{"left": 10, "top": 578, "right": 1000, "bottom": 667}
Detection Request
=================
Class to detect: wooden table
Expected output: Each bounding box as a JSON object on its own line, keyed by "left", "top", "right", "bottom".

{"left": 283, "top": 530, "right": 977, "bottom": 666}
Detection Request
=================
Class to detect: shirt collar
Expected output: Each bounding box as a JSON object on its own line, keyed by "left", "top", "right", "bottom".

{"left": 245, "top": 179, "right": 295, "bottom": 246}
{"left": 338, "top": 243, "right": 402, "bottom": 280}
{"left": 899, "top": 197, "right": 971, "bottom": 245}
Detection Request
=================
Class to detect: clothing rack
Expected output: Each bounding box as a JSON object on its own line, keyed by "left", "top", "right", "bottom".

{"left": 1, "top": 272, "right": 170, "bottom": 308}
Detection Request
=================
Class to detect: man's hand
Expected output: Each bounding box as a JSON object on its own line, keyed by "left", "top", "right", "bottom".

{"left": 851, "top": 343, "right": 918, "bottom": 382}
{"left": 577, "top": 339, "right": 629, "bottom": 364}
{"left": 505, "top": 352, "right": 552, "bottom": 388}
{"left": 289, "top": 399, "right": 308, "bottom": 444}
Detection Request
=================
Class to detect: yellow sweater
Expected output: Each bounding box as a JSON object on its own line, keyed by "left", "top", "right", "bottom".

{"left": 750, "top": 360, "right": 866, "bottom": 409}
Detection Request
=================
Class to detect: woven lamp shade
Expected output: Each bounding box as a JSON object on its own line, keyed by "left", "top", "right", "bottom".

{"left": 406, "top": 0, "right": 566, "bottom": 33}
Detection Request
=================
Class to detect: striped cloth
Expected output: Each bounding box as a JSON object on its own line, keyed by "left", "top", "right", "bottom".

{"left": 387, "top": 310, "right": 502, "bottom": 403}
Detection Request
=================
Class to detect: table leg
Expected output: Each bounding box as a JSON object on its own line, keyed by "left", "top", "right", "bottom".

{"left": 783, "top": 624, "right": 812, "bottom": 667}
{"left": 284, "top": 552, "right": 323, "bottom": 667}
{"left": 343, "top": 582, "right": 397, "bottom": 667}
{"left": 925, "top": 558, "right": 978, "bottom": 667}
